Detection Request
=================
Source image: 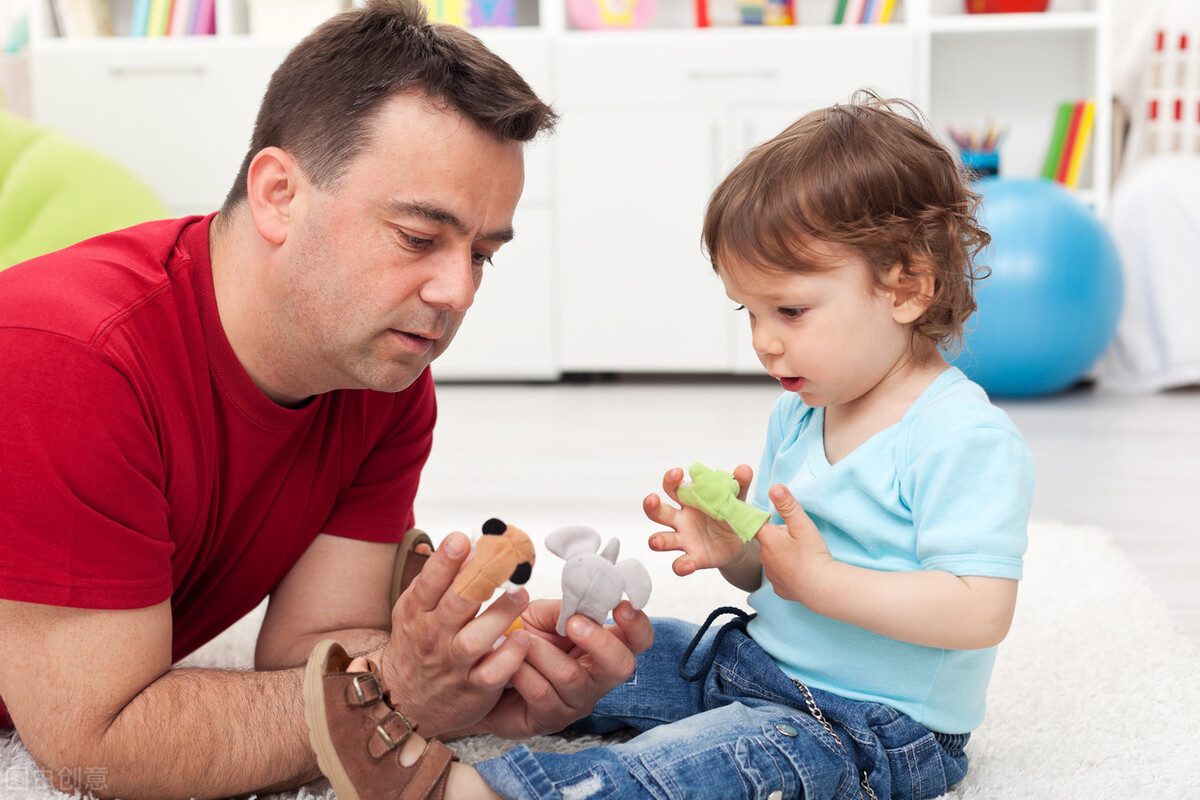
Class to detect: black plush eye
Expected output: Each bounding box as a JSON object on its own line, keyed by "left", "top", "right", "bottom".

{"left": 482, "top": 518, "right": 507, "bottom": 535}
{"left": 510, "top": 562, "right": 533, "bottom": 585}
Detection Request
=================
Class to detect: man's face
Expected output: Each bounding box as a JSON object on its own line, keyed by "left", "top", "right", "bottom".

{"left": 280, "top": 92, "right": 525, "bottom": 399}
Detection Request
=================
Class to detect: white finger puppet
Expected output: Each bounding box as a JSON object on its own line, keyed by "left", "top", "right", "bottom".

{"left": 546, "top": 525, "right": 653, "bottom": 636}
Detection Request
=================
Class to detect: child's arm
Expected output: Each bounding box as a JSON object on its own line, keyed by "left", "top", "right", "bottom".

{"left": 760, "top": 485, "right": 1018, "bottom": 651}
{"left": 643, "top": 465, "right": 765, "bottom": 593}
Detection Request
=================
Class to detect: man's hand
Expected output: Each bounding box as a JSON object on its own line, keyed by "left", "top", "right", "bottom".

{"left": 375, "top": 531, "right": 533, "bottom": 738}
{"left": 467, "top": 598, "right": 654, "bottom": 740}
{"left": 644, "top": 465, "right": 755, "bottom": 576}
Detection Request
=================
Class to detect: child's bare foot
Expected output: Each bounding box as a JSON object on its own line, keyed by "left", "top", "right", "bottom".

{"left": 304, "top": 640, "right": 500, "bottom": 799}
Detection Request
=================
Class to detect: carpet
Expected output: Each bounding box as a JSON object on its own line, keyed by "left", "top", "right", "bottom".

{"left": 2, "top": 520, "right": 1198, "bottom": 798}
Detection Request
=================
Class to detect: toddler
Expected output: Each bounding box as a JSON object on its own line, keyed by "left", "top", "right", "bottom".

{"left": 304, "top": 91, "right": 1035, "bottom": 800}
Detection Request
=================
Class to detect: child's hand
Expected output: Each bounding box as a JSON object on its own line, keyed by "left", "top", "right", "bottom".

{"left": 644, "top": 465, "right": 754, "bottom": 576}
{"left": 756, "top": 484, "right": 834, "bottom": 602}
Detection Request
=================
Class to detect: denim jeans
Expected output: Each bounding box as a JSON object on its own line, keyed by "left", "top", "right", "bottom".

{"left": 474, "top": 611, "right": 970, "bottom": 800}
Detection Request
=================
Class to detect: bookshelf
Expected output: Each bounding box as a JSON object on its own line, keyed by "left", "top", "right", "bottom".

{"left": 23, "top": 0, "right": 1112, "bottom": 379}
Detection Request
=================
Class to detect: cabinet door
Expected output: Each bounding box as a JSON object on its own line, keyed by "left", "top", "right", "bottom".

{"left": 30, "top": 42, "right": 289, "bottom": 216}
{"left": 555, "top": 107, "right": 732, "bottom": 372}
{"left": 430, "top": 205, "right": 556, "bottom": 381}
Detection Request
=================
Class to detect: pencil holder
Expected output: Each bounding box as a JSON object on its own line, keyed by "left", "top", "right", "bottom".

{"left": 960, "top": 149, "right": 1000, "bottom": 181}
{"left": 966, "top": 0, "right": 1049, "bottom": 12}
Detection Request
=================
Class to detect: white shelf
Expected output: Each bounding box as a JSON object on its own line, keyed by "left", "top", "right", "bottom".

{"left": 928, "top": 11, "right": 1101, "bottom": 35}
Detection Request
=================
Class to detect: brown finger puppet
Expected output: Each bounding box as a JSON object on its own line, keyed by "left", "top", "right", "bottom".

{"left": 451, "top": 518, "right": 537, "bottom": 603}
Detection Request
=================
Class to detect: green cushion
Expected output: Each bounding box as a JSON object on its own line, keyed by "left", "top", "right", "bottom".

{"left": 0, "top": 110, "right": 168, "bottom": 270}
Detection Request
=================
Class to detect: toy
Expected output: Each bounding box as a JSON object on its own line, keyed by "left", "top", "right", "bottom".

{"left": 545, "top": 525, "right": 652, "bottom": 636}
{"left": 566, "top": 0, "right": 656, "bottom": 29}
{"left": 948, "top": 177, "right": 1123, "bottom": 396}
{"left": 676, "top": 462, "right": 770, "bottom": 543}
{"left": 451, "top": 518, "right": 536, "bottom": 603}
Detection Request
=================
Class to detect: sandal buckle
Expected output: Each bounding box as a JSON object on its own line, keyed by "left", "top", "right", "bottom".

{"left": 375, "top": 710, "right": 416, "bottom": 751}
{"left": 348, "top": 672, "right": 383, "bottom": 706}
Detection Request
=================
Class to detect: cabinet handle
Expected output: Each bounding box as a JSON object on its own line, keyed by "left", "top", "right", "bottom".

{"left": 107, "top": 65, "right": 207, "bottom": 77}
{"left": 686, "top": 69, "right": 779, "bottom": 82}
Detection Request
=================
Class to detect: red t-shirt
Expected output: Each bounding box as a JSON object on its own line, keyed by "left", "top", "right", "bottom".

{"left": 0, "top": 216, "right": 436, "bottom": 728}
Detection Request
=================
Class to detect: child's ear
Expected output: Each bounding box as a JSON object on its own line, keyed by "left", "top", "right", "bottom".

{"left": 882, "top": 261, "right": 936, "bottom": 324}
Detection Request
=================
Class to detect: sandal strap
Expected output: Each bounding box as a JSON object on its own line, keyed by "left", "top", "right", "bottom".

{"left": 396, "top": 739, "right": 457, "bottom": 800}
{"left": 369, "top": 709, "right": 417, "bottom": 759}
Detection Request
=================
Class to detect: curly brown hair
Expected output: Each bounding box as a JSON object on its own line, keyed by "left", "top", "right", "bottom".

{"left": 702, "top": 91, "right": 990, "bottom": 356}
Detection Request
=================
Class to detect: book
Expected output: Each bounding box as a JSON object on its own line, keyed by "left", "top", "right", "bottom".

{"left": 1063, "top": 100, "right": 1096, "bottom": 187}
{"left": 146, "top": 0, "right": 171, "bottom": 36}
{"left": 832, "top": 0, "right": 849, "bottom": 24}
{"left": 842, "top": 0, "right": 867, "bottom": 26}
{"left": 878, "top": 0, "right": 896, "bottom": 23}
{"left": 1054, "top": 100, "right": 1086, "bottom": 184}
{"left": 169, "top": 0, "right": 194, "bottom": 35}
{"left": 860, "top": 0, "right": 877, "bottom": 23}
{"left": 130, "top": 0, "right": 152, "bottom": 36}
{"left": 1040, "top": 100, "right": 1074, "bottom": 180}
{"left": 190, "top": 0, "right": 216, "bottom": 34}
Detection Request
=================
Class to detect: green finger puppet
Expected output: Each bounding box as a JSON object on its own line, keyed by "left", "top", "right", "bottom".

{"left": 676, "top": 462, "right": 770, "bottom": 543}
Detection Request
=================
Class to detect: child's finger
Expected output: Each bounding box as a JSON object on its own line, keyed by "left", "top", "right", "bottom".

{"left": 661, "top": 467, "right": 686, "bottom": 504}
{"left": 769, "top": 484, "right": 805, "bottom": 525}
{"left": 732, "top": 463, "right": 754, "bottom": 501}
{"left": 642, "top": 492, "right": 676, "bottom": 527}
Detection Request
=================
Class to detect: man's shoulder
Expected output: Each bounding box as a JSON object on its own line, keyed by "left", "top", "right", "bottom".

{"left": 0, "top": 217, "right": 200, "bottom": 347}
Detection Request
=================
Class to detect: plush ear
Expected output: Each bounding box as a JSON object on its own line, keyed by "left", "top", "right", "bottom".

{"left": 615, "top": 559, "right": 653, "bottom": 609}
{"left": 545, "top": 525, "right": 601, "bottom": 560}
{"left": 245, "top": 146, "right": 297, "bottom": 246}
{"left": 883, "top": 261, "right": 936, "bottom": 325}
{"left": 599, "top": 537, "right": 620, "bottom": 565}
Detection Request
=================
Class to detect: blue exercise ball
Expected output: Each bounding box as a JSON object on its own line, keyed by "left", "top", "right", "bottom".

{"left": 949, "top": 177, "right": 1124, "bottom": 397}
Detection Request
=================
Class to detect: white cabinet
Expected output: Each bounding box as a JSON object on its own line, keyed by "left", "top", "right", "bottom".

{"left": 29, "top": 39, "right": 287, "bottom": 216}
{"left": 22, "top": 0, "right": 1113, "bottom": 379}
{"left": 554, "top": 29, "right": 915, "bottom": 374}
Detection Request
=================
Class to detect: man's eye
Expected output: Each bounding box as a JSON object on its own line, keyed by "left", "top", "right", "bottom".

{"left": 472, "top": 252, "right": 494, "bottom": 267}
{"left": 400, "top": 231, "right": 432, "bottom": 248}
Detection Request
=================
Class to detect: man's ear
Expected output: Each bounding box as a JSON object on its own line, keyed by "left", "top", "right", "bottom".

{"left": 883, "top": 260, "right": 936, "bottom": 325}
{"left": 245, "top": 147, "right": 298, "bottom": 246}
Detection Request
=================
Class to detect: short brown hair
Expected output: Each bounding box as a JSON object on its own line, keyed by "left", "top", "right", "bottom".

{"left": 221, "top": 0, "right": 557, "bottom": 210}
{"left": 702, "top": 91, "right": 990, "bottom": 354}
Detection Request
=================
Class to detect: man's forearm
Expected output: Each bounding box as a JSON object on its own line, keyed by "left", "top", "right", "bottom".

{"left": 256, "top": 625, "right": 390, "bottom": 671}
{"left": 60, "top": 666, "right": 316, "bottom": 800}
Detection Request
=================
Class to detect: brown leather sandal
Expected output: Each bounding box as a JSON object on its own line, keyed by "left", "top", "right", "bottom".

{"left": 389, "top": 528, "right": 434, "bottom": 608}
{"left": 303, "top": 639, "right": 456, "bottom": 800}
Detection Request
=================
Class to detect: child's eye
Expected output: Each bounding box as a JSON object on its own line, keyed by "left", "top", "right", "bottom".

{"left": 779, "top": 307, "right": 807, "bottom": 319}
{"left": 733, "top": 304, "right": 746, "bottom": 312}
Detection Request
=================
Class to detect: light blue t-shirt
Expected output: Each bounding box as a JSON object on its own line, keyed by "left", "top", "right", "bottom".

{"left": 746, "top": 367, "right": 1034, "bottom": 734}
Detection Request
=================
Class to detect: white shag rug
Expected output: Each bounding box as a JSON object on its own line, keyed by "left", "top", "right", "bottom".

{"left": 2, "top": 520, "right": 1198, "bottom": 799}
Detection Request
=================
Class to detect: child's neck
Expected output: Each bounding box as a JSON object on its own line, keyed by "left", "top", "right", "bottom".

{"left": 822, "top": 352, "right": 950, "bottom": 464}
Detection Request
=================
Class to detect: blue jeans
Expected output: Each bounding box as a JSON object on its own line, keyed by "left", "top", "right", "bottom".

{"left": 475, "top": 610, "right": 969, "bottom": 800}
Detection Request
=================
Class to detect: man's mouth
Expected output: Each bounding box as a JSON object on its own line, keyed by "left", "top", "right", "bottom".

{"left": 391, "top": 329, "right": 437, "bottom": 355}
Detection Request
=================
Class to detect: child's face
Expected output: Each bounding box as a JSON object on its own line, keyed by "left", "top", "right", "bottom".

{"left": 720, "top": 245, "right": 921, "bottom": 410}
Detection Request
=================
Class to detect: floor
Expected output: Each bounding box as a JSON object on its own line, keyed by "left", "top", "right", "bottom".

{"left": 414, "top": 375, "right": 1200, "bottom": 643}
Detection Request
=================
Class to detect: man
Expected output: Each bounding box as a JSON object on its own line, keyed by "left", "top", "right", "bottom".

{"left": 0, "top": 2, "right": 652, "bottom": 797}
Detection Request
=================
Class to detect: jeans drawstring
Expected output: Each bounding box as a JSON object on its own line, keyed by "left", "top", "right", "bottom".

{"left": 678, "top": 606, "right": 756, "bottom": 682}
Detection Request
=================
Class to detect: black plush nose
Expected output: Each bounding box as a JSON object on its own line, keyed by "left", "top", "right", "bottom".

{"left": 510, "top": 562, "right": 532, "bottom": 586}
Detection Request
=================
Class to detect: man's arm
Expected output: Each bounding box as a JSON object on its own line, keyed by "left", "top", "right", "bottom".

{"left": 254, "top": 533, "right": 399, "bottom": 669}
{"left": 0, "top": 599, "right": 318, "bottom": 800}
